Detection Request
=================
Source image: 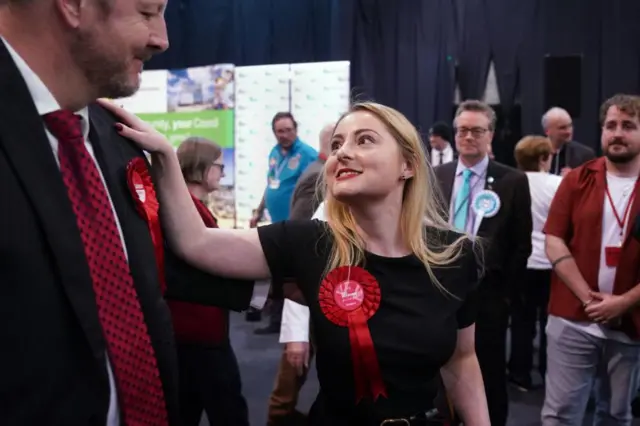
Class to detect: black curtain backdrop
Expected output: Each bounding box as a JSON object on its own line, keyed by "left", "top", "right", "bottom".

{"left": 455, "top": 0, "right": 491, "bottom": 101}
{"left": 146, "top": 0, "right": 640, "bottom": 155}
{"left": 337, "top": 0, "right": 457, "bottom": 136}
{"left": 519, "top": 0, "right": 640, "bottom": 149}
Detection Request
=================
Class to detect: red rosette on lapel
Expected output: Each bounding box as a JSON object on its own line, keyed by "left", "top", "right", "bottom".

{"left": 318, "top": 266, "right": 387, "bottom": 402}
{"left": 126, "top": 157, "right": 166, "bottom": 293}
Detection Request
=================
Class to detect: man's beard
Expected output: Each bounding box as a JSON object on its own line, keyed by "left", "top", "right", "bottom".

{"left": 70, "top": 28, "right": 142, "bottom": 100}
{"left": 604, "top": 142, "right": 638, "bottom": 164}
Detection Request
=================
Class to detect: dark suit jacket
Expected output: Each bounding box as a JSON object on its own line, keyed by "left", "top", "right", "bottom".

{"left": 0, "top": 41, "right": 253, "bottom": 425}
{"left": 564, "top": 140, "right": 597, "bottom": 169}
{"left": 433, "top": 160, "right": 533, "bottom": 297}
{"left": 289, "top": 160, "right": 323, "bottom": 220}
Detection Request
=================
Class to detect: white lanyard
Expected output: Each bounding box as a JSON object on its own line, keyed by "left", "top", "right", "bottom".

{"left": 271, "top": 152, "right": 290, "bottom": 180}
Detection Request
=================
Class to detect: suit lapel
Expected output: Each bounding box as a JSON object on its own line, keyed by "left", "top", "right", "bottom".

{"left": 89, "top": 108, "right": 180, "bottom": 417}
{"left": 438, "top": 162, "right": 457, "bottom": 211}
{"left": 88, "top": 107, "right": 162, "bottom": 301}
{"left": 477, "top": 161, "right": 502, "bottom": 235}
{"left": 484, "top": 160, "right": 497, "bottom": 190}
{"left": 0, "top": 42, "right": 105, "bottom": 360}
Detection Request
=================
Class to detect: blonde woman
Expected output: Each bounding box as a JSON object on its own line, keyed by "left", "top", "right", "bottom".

{"left": 100, "top": 99, "right": 490, "bottom": 426}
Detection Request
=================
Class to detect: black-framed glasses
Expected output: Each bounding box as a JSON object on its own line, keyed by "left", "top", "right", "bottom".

{"left": 455, "top": 127, "right": 489, "bottom": 138}
{"left": 212, "top": 163, "right": 225, "bottom": 173}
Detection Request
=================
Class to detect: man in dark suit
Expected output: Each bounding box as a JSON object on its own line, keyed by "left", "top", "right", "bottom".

{"left": 0, "top": 1, "right": 253, "bottom": 425}
{"left": 433, "top": 100, "right": 533, "bottom": 426}
{"left": 542, "top": 107, "right": 596, "bottom": 175}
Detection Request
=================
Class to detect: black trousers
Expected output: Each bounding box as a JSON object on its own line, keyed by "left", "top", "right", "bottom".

{"left": 508, "top": 268, "right": 551, "bottom": 378}
{"left": 475, "top": 282, "right": 510, "bottom": 426}
{"left": 176, "top": 343, "right": 249, "bottom": 426}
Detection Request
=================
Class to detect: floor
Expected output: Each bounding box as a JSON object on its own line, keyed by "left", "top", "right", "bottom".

{"left": 198, "top": 285, "right": 640, "bottom": 425}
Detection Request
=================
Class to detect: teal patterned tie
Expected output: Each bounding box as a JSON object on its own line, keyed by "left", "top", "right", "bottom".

{"left": 453, "top": 169, "right": 473, "bottom": 232}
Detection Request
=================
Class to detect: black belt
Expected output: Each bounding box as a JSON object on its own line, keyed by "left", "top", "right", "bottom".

{"left": 379, "top": 408, "right": 450, "bottom": 425}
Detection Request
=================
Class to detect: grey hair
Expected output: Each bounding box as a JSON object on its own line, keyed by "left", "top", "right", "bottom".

{"left": 541, "top": 107, "right": 570, "bottom": 130}
{"left": 454, "top": 100, "right": 497, "bottom": 131}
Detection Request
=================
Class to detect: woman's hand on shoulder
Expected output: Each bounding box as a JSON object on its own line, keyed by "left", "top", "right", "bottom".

{"left": 96, "top": 99, "right": 174, "bottom": 155}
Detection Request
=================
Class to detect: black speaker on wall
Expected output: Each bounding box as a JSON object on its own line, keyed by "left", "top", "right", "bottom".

{"left": 544, "top": 55, "right": 582, "bottom": 118}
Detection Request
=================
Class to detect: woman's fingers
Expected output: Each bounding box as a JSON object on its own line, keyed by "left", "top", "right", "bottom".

{"left": 96, "top": 98, "right": 147, "bottom": 130}
{"left": 97, "top": 100, "right": 173, "bottom": 153}
{"left": 114, "top": 123, "right": 145, "bottom": 141}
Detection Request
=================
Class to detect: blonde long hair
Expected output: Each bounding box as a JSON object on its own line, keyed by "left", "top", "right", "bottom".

{"left": 323, "top": 102, "right": 470, "bottom": 294}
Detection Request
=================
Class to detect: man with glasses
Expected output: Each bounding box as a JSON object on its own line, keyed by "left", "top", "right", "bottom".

{"left": 433, "top": 100, "right": 533, "bottom": 426}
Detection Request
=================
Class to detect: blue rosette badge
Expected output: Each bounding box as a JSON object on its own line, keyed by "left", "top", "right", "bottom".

{"left": 472, "top": 189, "right": 501, "bottom": 218}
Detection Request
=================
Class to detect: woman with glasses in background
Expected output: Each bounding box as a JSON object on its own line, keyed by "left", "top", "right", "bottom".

{"left": 169, "top": 137, "right": 249, "bottom": 426}
{"left": 508, "top": 136, "right": 562, "bottom": 391}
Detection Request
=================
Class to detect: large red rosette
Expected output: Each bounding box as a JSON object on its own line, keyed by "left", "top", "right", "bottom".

{"left": 126, "top": 157, "right": 166, "bottom": 293}
{"left": 318, "top": 266, "right": 387, "bottom": 402}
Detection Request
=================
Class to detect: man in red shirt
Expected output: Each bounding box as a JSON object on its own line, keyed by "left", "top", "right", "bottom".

{"left": 543, "top": 94, "right": 640, "bottom": 425}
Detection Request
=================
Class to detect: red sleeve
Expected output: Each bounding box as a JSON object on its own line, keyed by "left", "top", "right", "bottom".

{"left": 543, "top": 172, "right": 577, "bottom": 242}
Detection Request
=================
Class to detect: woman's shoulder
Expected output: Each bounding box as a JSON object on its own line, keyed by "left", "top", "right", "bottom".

{"left": 283, "top": 218, "right": 328, "bottom": 237}
{"left": 257, "top": 219, "right": 329, "bottom": 249}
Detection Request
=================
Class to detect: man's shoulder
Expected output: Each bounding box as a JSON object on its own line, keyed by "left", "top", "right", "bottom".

{"left": 490, "top": 160, "right": 527, "bottom": 183}
{"left": 490, "top": 160, "right": 521, "bottom": 176}
{"left": 299, "top": 160, "right": 322, "bottom": 179}
{"left": 88, "top": 103, "right": 148, "bottom": 161}
{"left": 563, "top": 157, "right": 602, "bottom": 184}
{"left": 292, "top": 164, "right": 321, "bottom": 196}
{"left": 433, "top": 160, "right": 457, "bottom": 176}
{"left": 268, "top": 145, "right": 280, "bottom": 157}
{"left": 568, "top": 140, "right": 595, "bottom": 154}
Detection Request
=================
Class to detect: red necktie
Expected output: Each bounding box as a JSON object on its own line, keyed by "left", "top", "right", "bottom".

{"left": 43, "top": 110, "right": 169, "bottom": 426}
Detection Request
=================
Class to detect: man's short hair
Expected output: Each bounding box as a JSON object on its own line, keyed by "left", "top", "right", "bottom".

{"left": 177, "top": 137, "right": 222, "bottom": 184}
{"left": 514, "top": 135, "right": 553, "bottom": 172}
{"left": 541, "top": 107, "right": 571, "bottom": 130}
{"left": 429, "top": 121, "right": 452, "bottom": 142}
{"left": 271, "top": 112, "right": 297, "bottom": 132}
{"left": 599, "top": 94, "right": 640, "bottom": 125}
{"left": 454, "top": 100, "right": 497, "bottom": 131}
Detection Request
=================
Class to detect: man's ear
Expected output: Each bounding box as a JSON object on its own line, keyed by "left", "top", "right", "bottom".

{"left": 55, "top": 0, "right": 84, "bottom": 29}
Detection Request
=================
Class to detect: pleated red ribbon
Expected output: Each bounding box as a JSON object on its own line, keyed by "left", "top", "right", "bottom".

{"left": 126, "top": 157, "right": 166, "bottom": 293}
{"left": 318, "top": 266, "right": 387, "bottom": 403}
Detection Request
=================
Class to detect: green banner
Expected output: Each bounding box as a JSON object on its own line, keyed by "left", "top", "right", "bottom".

{"left": 137, "top": 110, "right": 234, "bottom": 148}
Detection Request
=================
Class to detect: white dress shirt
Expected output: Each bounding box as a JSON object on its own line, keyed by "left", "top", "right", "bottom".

{"left": 278, "top": 203, "right": 325, "bottom": 343}
{"left": 2, "top": 38, "right": 121, "bottom": 426}
{"left": 431, "top": 143, "right": 454, "bottom": 166}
